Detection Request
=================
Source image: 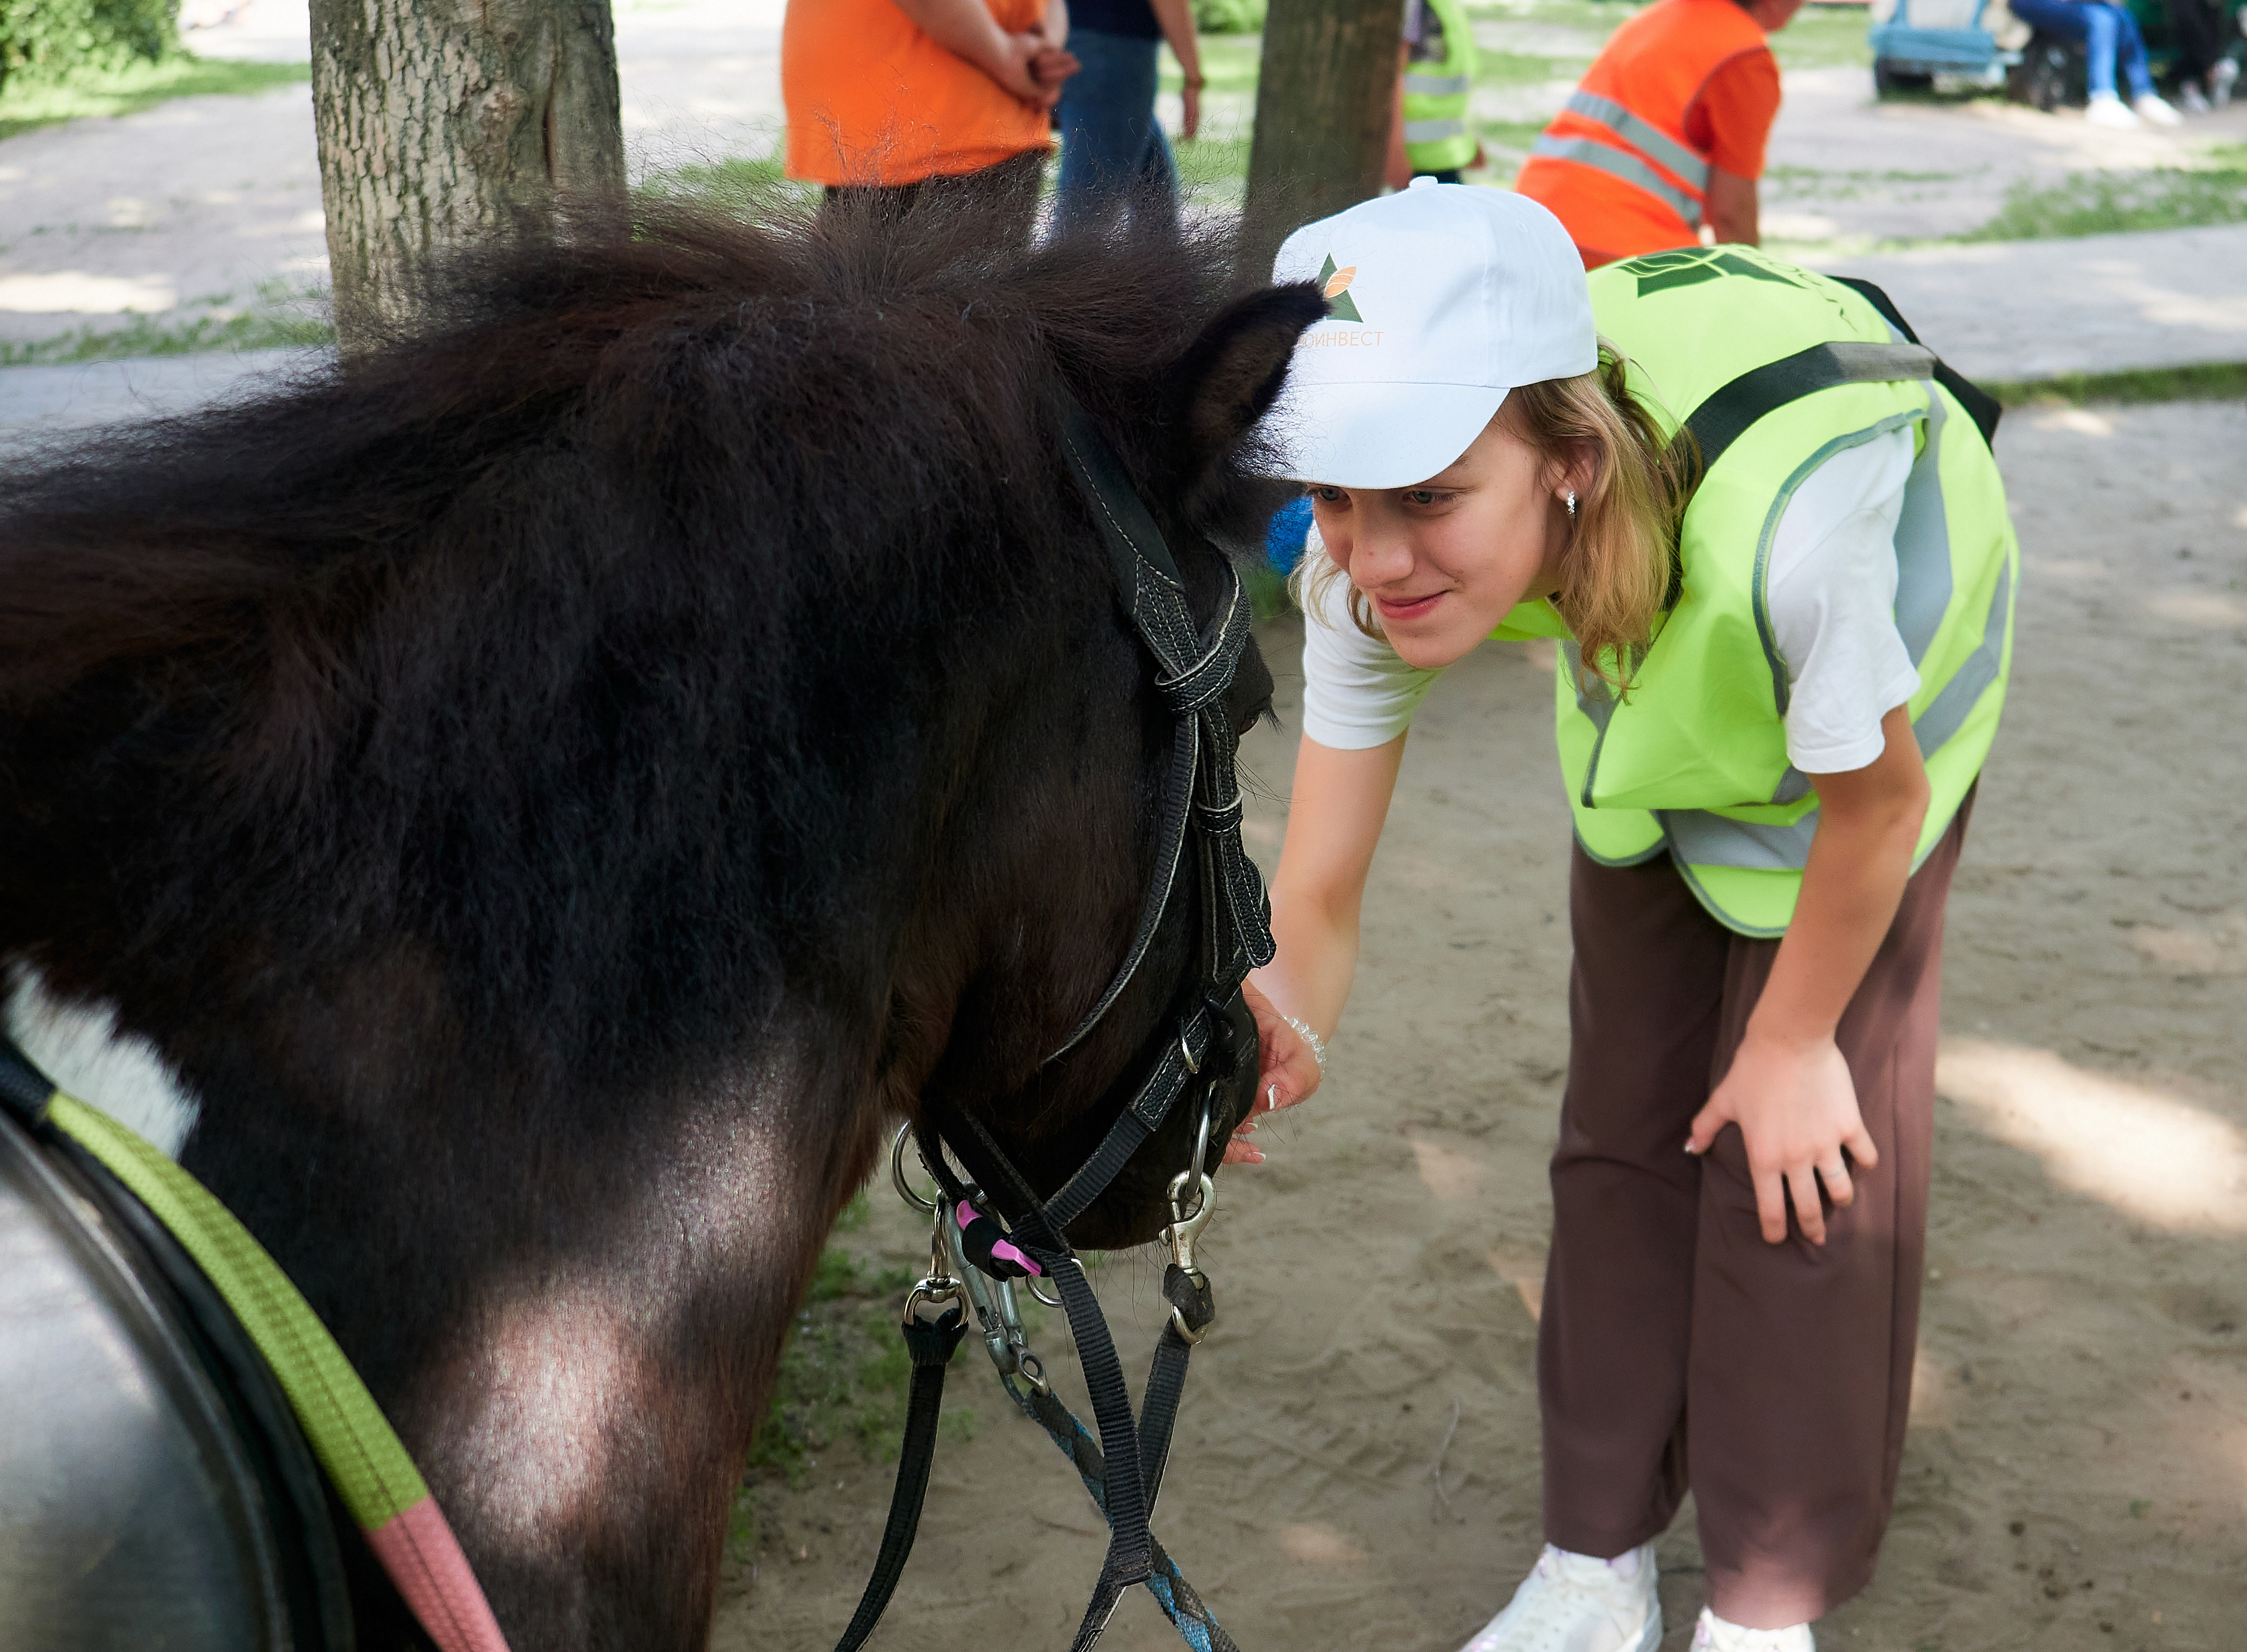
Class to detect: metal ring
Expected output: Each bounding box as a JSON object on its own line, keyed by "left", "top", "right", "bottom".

{"left": 1178, "top": 1030, "right": 1202, "bottom": 1076}
{"left": 890, "top": 1122, "right": 938, "bottom": 1213}
{"left": 1025, "top": 1270, "right": 1064, "bottom": 1309}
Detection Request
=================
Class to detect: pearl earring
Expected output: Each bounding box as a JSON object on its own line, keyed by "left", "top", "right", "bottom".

{"left": 1565, "top": 489, "right": 1577, "bottom": 518}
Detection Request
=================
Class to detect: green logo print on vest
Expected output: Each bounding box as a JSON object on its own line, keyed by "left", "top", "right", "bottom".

{"left": 1316, "top": 255, "right": 1365, "bottom": 324}
{"left": 1622, "top": 247, "right": 1808, "bottom": 298}
{"left": 1546, "top": 249, "right": 2019, "bottom": 937}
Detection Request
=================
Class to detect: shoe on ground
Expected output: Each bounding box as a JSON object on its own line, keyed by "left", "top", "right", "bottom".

{"left": 2212, "top": 58, "right": 2238, "bottom": 109}
{"left": 1458, "top": 1543, "right": 1660, "bottom": 1652}
{"left": 2134, "top": 93, "right": 2184, "bottom": 125}
{"left": 1690, "top": 1608, "right": 1816, "bottom": 1652}
{"left": 2085, "top": 92, "right": 2142, "bottom": 127}
{"left": 2178, "top": 82, "right": 2213, "bottom": 114}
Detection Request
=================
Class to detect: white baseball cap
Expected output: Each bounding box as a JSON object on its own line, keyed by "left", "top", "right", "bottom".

{"left": 1259, "top": 179, "right": 1597, "bottom": 489}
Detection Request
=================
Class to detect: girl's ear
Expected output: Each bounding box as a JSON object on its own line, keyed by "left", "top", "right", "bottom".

{"left": 1161, "top": 282, "right": 1328, "bottom": 515}
{"left": 1546, "top": 438, "right": 1599, "bottom": 507}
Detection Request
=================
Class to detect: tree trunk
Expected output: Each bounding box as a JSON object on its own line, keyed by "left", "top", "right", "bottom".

{"left": 308, "top": 0, "right": 626, "bottom": 347}
{"left": 1238, "top": 0, "right": 1403, "bottom": 286}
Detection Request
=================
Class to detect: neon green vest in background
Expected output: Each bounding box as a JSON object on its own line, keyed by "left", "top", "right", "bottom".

{"left": 1502, "top": 246, "right": 2018, "bottom": 937}
{"left": 1403, "top": 0, "right": 1478, "bottom": 174}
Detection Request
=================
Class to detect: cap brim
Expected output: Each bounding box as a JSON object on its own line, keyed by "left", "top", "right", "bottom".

{"left": 1259, "top": 378, "right": 1508, "bottom": 490}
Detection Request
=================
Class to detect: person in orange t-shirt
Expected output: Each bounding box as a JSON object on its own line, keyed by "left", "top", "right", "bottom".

{"left": 783, "top": 0, "right": 1079, "bottom": 239}
{"left": 1513, "top": 0, "right": 1801, "bottom": 270}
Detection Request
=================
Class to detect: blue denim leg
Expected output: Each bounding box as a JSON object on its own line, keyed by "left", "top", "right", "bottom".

{"left": 2008, "top": 0, "right": 2115, "bottom": 96}
{"left": 2109, "top": 2, "right": 2155, "bottom": 98}
{"left": 1056, "top": 28, "right": 1178, "bottom": 230}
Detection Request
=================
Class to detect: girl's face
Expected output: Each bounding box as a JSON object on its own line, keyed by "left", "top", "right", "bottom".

{"left": 1309, "top": 411, "right": 1575, "bottom": 670}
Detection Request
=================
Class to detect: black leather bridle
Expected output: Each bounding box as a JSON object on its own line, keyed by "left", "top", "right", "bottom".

{"left": 833, "top": 399, "right": 1276, "bottom": 1652}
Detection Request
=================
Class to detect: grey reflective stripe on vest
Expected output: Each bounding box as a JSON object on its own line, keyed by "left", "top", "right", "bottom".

{"left": 1531, "top": 134, "right": 1704, "bottom": 229}
{"left": 1565, "top": 89, "right": 1711, "bottom": 191}
{"left": 1405, "top": 117, "right": 1468, "bottom": 142}
{"left": 1890, "top": 355, "right": 1953, "bottom": 666}
{"left": 1910, "top": 556, "right": 2011, "bottom": 755}
{"left": 1404, "top": 72, "right": 1471, "bottom": 95}
{"left": 1662, "top": 554, "right": 2010, "bottom": 873}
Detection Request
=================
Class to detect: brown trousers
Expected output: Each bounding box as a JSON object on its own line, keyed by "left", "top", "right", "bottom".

{"left": 1538, "top": 800, "right": 1969, "bottom": 1629}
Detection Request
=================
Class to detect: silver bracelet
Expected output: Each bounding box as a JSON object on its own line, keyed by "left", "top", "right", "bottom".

{"left": 1280, "top": 1013, "right": 1328, "bottom": 1074}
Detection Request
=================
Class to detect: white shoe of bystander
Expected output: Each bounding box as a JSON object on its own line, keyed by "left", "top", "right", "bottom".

{"left": 1457, "top": 1544, "right": 1662, "bottom": 1652}
{"left": 2134, "top": 93, "right": 2185, "bottom": 125}
{"left": 2085, "top": 92, "right": 2142, "bottom": 127}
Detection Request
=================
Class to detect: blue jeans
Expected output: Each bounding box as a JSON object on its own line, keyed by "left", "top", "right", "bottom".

{"left": 1056, "top": 28, "right": 1178, "bottom": 231}
{"left": 2007, "top": 0, "right": 2155, "bottom": 98}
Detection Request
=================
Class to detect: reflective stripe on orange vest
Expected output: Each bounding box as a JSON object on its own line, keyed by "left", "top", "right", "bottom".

{"left": 1514, "top": 0, "right": 1770, "bottom": 261}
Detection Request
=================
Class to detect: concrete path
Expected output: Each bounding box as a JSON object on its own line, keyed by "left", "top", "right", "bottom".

{"left": 0, "top": 347, "right": 323, "bottom": 451}
{"left": 1810, "top": 223, "right": 2247, "bottom": 382}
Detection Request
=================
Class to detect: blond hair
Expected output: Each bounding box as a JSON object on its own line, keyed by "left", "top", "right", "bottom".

{"left": 1293, "top": 340, "right": 1691, "bottom": 692}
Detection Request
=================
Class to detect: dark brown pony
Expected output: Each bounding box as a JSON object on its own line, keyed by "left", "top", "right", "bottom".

{"left": 0, "top": 197, "right": 1324, "bottom": 1650}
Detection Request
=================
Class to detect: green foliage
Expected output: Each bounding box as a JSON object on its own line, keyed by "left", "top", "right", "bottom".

{"left": 0, "top": 53, "right": 306, "bottom": 140}
{"left": 1959, "top": 148, "right": 2247, "bottom": 241}
{"left": 0, "top": 0, "right": 179, "bottom": 93}
{"left": 1194, "top": 0, "right": 1264, "bottom": 34}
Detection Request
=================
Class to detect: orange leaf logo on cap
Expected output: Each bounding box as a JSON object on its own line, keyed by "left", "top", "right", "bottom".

{"left": 1314, "top": 255, "right": 1365, "bottom": 324}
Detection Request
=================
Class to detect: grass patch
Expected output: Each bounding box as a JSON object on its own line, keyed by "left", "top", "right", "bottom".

{"left": 730, "top": 1195, "right": 995, "bottom": 1558}
{"left": 1959, "top": 146, "right": 2247, "bottom": 240}
{"left": 0, "top": 304, "right": 333, "bottom": 366}
{"left": 1985, "top": 360, "right": 2247, "bottom": 406}
{"left": 0, "top": 55, "right": 309, "bottom": 141}
{"left": 1161, "top": 31, "right": 1262, "bottom": 95}
{"left": 1174, "top": 132, "right": 1250, "bottom": 188}
{"left": 1770, "top": 2, "right": 1876, "bottom": 70}
{"left": 639, "top": 152, "right": 819, "bottom": 213}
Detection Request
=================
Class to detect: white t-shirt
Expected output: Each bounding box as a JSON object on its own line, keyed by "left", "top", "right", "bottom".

{"left": 1300, "top": 427, "right": 1922, "bottom": 776}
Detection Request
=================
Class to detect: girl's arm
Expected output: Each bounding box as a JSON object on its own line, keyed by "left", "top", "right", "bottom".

{"left": 1686, "top": 703, "right": 1931, "bottom": 1243}
{"left": 1239, "top": 732, "right": 1406, "bottom": 1117}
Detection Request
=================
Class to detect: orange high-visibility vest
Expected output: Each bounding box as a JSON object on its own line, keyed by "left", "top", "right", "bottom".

{"left": 783, "top": 0, "right": 1051, "bottom": 188}
{"left": 1514, "top": 0, "right": 1771, "bottom": 265}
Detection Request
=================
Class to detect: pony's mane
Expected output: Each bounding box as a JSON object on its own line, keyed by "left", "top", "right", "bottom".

{"left": 0, "top": 200, "right": 1289, "bottom": 1093}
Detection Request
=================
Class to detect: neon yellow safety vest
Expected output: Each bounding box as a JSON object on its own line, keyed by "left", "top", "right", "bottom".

{"left": 1496, "top": 246, "right": 2019, "bottom": 937}
{"left": 1402, "top": 0, "right": 1478, "bottom": 174}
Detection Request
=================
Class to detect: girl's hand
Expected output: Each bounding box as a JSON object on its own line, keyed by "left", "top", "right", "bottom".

{"left": 1223, "top": 978, "right": 1323, "bottom": 1164}
{"left": 1687, "top": 1030, "right": 1878, "bottom": 1245}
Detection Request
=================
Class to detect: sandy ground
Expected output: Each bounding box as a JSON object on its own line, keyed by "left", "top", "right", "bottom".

{"left": 713, "top": 400, "right": 2247, "bottom": 1652}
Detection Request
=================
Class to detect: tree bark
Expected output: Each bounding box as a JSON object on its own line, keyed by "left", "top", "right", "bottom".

{"left": 1238, "top": 0, "right": 1403, "bottom": 286}
{"left": 308, "top": 0, "right": 626, "bottom": 347}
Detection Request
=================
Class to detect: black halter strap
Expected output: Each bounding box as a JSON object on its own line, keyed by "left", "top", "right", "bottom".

{"left": 834, "top": 400, "right": 1272, "bottom": 1652}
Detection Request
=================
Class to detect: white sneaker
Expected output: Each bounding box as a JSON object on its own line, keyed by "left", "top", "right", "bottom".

{"left": 2134, "top": 93, "right": 2184, "bottom": 125}
{"left": 2179, "top": 83, "right": 2213, "bottom": 114}
{"left": 2212, "top": 58, "right": 2238, "bottom": 109}
{"left": 1690, "top": 1607, "right": 1816, "bottom": 1652}
{"left": 2085, "top": 92, "right": 2142, "bottom": 127}
{"left": 1459, "top": 1544, "right": 1661, "bottom": 1652}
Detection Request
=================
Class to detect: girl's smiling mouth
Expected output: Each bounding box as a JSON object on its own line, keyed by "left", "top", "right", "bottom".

{"left": 1372, "top": 589, "right": 1446, "bottom": 622}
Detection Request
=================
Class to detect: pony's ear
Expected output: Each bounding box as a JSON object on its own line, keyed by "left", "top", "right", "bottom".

{"left": 1164, "top": 283, "right": 1328, "bottom": 493}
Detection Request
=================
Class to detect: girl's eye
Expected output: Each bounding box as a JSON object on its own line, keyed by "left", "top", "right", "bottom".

{"left": 1309, "top": 486, "right": 1345, "bottom": 504}
{"left": 1404, "top": 489, "right": 1449, "bottom": 507}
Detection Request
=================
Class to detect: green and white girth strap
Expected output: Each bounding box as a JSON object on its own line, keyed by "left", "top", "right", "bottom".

{"left": 43, "top": 1092, "right": 513, "bottom": 1652}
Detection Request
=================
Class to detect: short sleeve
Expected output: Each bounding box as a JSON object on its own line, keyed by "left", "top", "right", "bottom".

{"left": 1764, "top": 428, "right": 1922, "bottom": 775}
{"left": 1297, "top": 530, "right": 1442, "bottom": 750}
{"left": 1682, "top": 47, "right": 1781, "bottom": 181}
